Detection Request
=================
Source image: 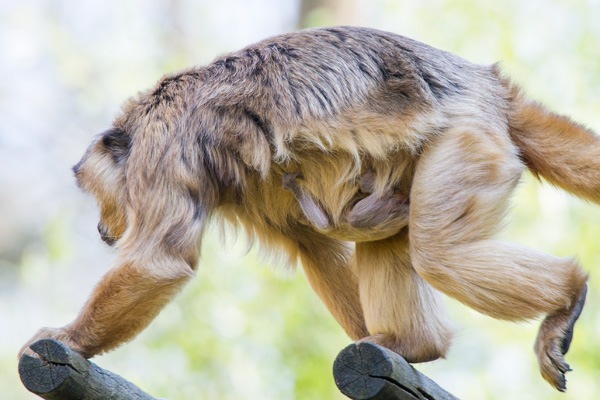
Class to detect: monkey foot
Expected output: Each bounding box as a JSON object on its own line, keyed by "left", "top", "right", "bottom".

{"left": 535, "top": 283, "right": 587, "bottom": 391}
{"left": 358, "top": 333, "right": 447, "bottom": 364}
{"left": 19, "top": 326, "right": 90, "bottom": 360}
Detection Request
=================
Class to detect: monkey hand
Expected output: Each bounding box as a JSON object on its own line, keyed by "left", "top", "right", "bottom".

{"left": 352, "top": 170, "right": 410, "bottom": 228}
{"left": 347, "top": 185, "right": 409, "bottom": 230}
{"left": 358, "top": 170, "right": 377, "bottom": 193}
{"left": 19, "top": 326, "right": 90, "bottom": 360}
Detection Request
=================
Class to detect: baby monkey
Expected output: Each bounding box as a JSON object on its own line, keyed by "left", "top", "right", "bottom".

{"left": 283, "top": 170, "right": 410, "bottom": 242}
{"left": 284, "top": 169, "right": 453, "bottom": 364}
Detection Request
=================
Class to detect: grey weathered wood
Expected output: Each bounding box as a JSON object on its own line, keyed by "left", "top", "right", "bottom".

{"left": 19, "top": 339, "right": 157, "bottom": 400}
{"left": 333, "top": 342, "right": 459, "bottom": 400}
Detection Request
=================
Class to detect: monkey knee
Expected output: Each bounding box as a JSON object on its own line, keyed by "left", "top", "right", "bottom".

{"left": 409, "top": 244, "right": 451, "bottom": 284}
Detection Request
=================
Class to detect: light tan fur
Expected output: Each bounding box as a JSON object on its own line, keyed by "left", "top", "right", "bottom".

{"left": 21, "top": 27, "right": 594, "bottom": 391}
{"left": 282, "top": 170, "right": 411, "bottom": 241}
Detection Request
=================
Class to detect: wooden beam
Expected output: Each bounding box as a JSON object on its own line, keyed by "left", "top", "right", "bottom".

{"left": 19, "top": 339, "right": 157, "bottom": 400}
{"left": 333, "top": 342, "right": 459, "bottom": 400}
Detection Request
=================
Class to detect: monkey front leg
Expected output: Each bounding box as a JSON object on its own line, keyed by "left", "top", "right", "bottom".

{"left": 21, "top": 258, "right": 193, "bottom": 358}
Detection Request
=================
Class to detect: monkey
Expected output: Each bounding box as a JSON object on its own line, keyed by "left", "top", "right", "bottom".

{"left": 20, "top": 26, "right": 594, "bottom": 392}
{"left": 282, "top": 170, "right": 410, "bottom": 241}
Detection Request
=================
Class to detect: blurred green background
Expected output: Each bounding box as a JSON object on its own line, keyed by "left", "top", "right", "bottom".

{"left": 2, "top": 0, "right": 600, "bottom": 399}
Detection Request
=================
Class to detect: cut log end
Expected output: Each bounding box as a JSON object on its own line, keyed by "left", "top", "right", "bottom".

{"left": 18, "top": 339, "right": 157, "bottom": 400}
{"left": 333, "top": 342, "right": 459, "bottom": 400}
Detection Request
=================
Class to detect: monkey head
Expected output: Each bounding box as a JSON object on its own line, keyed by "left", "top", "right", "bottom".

{"left": 72, "top": 127, "right": 130, "bottom": 246}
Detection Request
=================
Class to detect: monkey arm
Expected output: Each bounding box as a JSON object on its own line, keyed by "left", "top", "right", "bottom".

{"left": 22, "top": 133, "right": 211, "bottom": 360}
{"left": 20, "top": 257, "right": 194, "bottom": 359}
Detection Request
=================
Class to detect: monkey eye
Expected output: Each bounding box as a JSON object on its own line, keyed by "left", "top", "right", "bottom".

{"left": 101, "top": 128, "right": 131, "bottom": 164}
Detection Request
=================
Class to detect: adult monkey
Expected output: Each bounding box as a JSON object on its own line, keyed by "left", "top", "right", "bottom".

{"left": 21, "top": 26, "right": 593, "bottom": 391}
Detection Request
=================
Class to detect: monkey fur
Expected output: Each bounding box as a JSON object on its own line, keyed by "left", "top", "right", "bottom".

{"left": 282, "top": 170, "right": 410, "bottom": 241}
{"left": 21, "top": 27, "right": 594, "bottom": 391}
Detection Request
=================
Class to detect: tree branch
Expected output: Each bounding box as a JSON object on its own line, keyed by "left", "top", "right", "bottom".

{"left": 18, "top": 339, "right": 157, "bottom": 400}
{"left": 20, "top": 338, "right": 459, "bottom": 399}
{"left": 333, "top": 342, "right": 459, "bottom": 400}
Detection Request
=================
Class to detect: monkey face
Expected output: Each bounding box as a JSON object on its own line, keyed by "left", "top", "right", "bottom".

{"left": 73, "top": 128, "right": 130, "bottom": 246}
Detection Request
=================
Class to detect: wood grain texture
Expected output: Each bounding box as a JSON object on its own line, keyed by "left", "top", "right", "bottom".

{"left": 334, "top": 342, "right": 458, "bottom": 400}
{"left": 19, "top": 339, "right": 156, "bottom": 400}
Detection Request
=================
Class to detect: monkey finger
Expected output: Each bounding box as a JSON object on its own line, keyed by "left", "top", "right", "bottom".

{"left": 358, "top": 170, "right": 376, "bottom": 193}
{"left": 550, "top": 350, "right": 571, "bottom": 374}
{"left": 282, "top": 172, "right": 301, "bottom": 191}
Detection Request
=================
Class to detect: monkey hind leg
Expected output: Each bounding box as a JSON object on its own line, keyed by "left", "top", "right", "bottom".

{"left": 409, "top": 127, "right": 589, "bottom": 390}
{"left": 294, "top": 227, "right": 369, "bottom": 340}
{"left": 356, "top": 233, "right": 454, "bottom": 363}
{"left": 535, "top": 282, "right": 588, "bottom": 391}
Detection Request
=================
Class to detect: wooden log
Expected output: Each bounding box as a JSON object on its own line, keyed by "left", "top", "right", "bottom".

{"left": 333, "top": 342, "right": 459, "bottom": 400}
{"left": 18, "top": 339, "right": 157, "bottom": 400}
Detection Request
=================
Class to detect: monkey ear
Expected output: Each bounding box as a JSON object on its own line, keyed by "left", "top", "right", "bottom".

{"left": 101, "top": 128, "right": 131, "bottom": 163}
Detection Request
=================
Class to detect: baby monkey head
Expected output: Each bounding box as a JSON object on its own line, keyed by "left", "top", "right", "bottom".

{"left": 72, "top": 127, "right": 131, "bottom": 246}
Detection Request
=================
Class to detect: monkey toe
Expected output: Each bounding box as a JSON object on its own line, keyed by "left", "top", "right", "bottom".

{"left": 282, "top": 172, "right": 300, "bottom": 191}
{"left": 535, "top": 327, "right": 569, "bottom": 390}
{"left": 536, "top": 324, "right": 574, "bottom": 392}
{"left": 18, "top": 344, "right": 38, "bottom": 359}
{"left": 538, "top": 345, "right": 569, "bottom": 392}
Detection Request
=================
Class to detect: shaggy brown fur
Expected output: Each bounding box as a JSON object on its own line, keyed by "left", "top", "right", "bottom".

{"left": 21, "top": 26, "right": 594, "bottom": 391}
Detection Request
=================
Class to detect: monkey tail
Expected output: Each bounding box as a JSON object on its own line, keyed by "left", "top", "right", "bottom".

{"left": 507, "top": 84, "right": 600, "bottom": 204}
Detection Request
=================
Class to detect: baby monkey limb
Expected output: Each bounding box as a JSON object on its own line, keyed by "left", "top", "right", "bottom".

{"left": 282, "top": 172, "right": 331, "bottom": 230}
{"left": 283, "top": 171, "right": 410, "bottom": 242}
{"left": 348, "top": 171, "right": 410, "bottom": 230}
